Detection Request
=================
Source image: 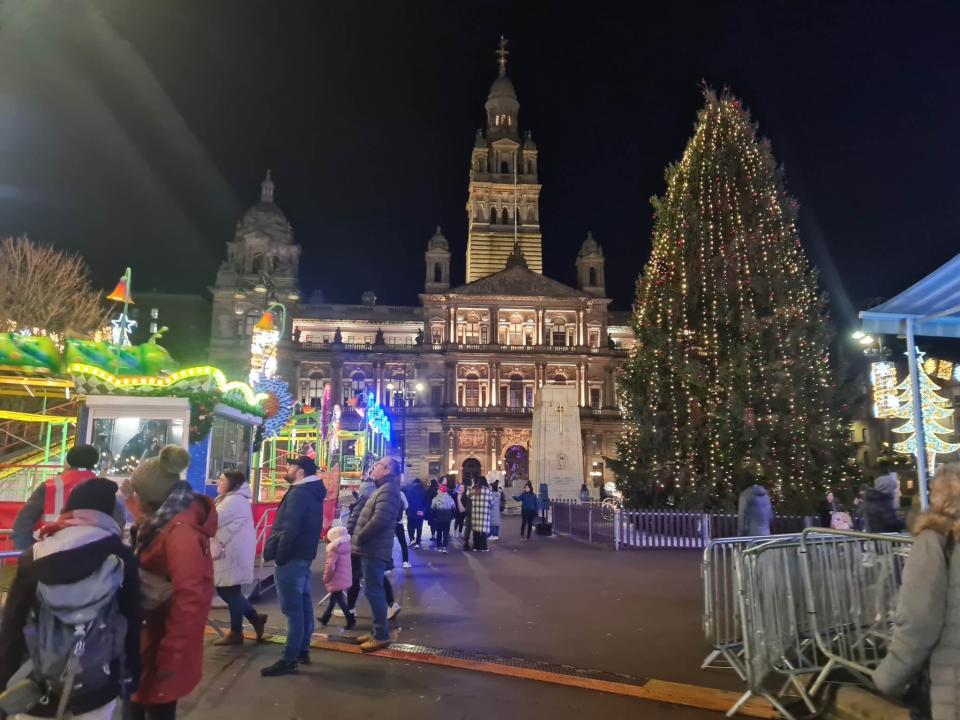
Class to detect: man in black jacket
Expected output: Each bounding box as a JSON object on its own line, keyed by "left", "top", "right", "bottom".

{"left": 261, "top": 456, "right": 327, "bottom": 677}
{"left": 0, "top": 478, "right": 140, "bottom": 719}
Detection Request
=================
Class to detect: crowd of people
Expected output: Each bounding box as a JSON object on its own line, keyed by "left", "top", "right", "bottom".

{"left": 736, "top": 461, "right": 909, "bottom": 537}
{"left": 0, "top": 441, "right": 545, "bottom": 717}
{"left": 398, "top": 475, "right": 540, "bottom": 553}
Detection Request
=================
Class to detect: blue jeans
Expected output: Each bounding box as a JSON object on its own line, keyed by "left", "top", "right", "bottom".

{"left": 490, "top": 524, "right": 500, "bottom": 537}
{"left": 361, "top": 556, "right": 389, "bottom": 641}
{"left": 216, "top": 585, "right": 258, "bottom": 632}
{"left": 275, "top": 559, "right": 314, "bottom": 662}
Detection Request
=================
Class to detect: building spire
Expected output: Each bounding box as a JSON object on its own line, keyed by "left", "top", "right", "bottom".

{"left": 496, "top": 36, "right": 509, "bottom": 77}
{"left": 261, "top": 169, "right": 274, "bottom": 203}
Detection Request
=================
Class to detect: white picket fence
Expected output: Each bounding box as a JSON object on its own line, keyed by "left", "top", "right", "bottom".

{"left": 549, "top": 500, "right": 812, "bottom": 550}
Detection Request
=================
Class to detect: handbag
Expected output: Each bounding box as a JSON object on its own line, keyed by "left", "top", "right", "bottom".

{"left": 139, "top": 568, "right": 173, "bottom": 611}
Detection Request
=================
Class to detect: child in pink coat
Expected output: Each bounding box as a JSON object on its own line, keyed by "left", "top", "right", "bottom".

{"left": 318, "top": 525, "right": 356, "bottom": 628}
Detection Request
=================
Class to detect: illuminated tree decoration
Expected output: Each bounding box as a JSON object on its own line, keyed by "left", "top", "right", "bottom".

{"left": 612, "top": 89, "right": 851, "bottom": 510}
{"left": 871, "top": 361, "right": 899, "bottom": 417}
{"left": 891, "top": 351, "right": 960, "bottom": 466}
{"left": 248, "top": 311, "right": 279, "bottom": 385}
{"left": 255, "top": 376, "right": 294, "bottom": 438}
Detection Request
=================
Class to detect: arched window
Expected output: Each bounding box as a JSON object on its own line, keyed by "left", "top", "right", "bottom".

{"left": 490, "top": 206, "right": 498, "bottom": 224}
{"left": 306, "top": 374, "right": 325, "bottom": 406}
{"left": 508, "top": 374, "right": 524, "bottom": 408}
{"left": 526, "top": 159, "right": 534, "bottom": 174}
{"left": 589, "top": 267, "right": 597, "bottom": 286}
{"left": 463, "top": 314, "right": 481, "bottom": 344}
{"left": 501, "top": 160, "right": 509, "bottom": 174}
{"left": 501, "top": 207, "right": 509, "bottom": 225}
{"left": 465, "top": 373, "right": 480, "bottom": 407}
{"left": 433, "top": 263, "right": 442, "bottom": 283}
{"left": 526, "top": 207, "right": 536, "bottom": 223}
{"left": 252, "top": 253, "right": 264, "bottom": 274}
{"left": 351, "top": 371, "right": 366, "bottom": 399}
{"left": 551, "top": 319, "right": 567, "bottom": 346}
{"left": 508, "top": 316, "right": 524, "bottom": 345}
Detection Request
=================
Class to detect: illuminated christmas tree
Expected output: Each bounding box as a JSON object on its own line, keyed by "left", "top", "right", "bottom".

{"left": 891, "top": 352, "right": 960, "bottom": 471}
{"left": 613, "top": 89, "right": 851, "bottom": 510}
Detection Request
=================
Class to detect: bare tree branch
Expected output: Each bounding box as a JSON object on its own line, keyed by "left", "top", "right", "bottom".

{"left": 0, "top": 236, "right": 105, "bottom": 341}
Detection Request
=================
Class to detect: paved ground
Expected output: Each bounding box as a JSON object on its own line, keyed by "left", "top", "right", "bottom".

{"left": 185, "top": 643, "right": 723, "bottom": 720}
{"left": 196, "top": 515, "right": 751, "bottom": 718}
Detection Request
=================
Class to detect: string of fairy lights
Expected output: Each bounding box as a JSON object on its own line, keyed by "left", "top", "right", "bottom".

{"left": 617, "top": 90, "right": 849, "bottom": 505}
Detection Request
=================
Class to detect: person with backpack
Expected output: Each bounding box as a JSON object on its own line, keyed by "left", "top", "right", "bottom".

{"left": 129, "top": 446, "right": 215, "bottom": 719}
{"left": 210, "top": 470, "right": 267, "bottom": 647}
{"left": 0, "top": 478, "right": 141, "bottom": 720}
{"left": 874, "top": 463, "right": 960, "bottom": 718}
{"left": 431, "top": 483, "right": 455, "bottom": 553}
{"left": 12, "top": 445, "right": 100, "bottom": 550}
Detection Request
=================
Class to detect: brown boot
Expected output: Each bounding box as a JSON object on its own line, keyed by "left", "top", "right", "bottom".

{"left": 355, "top": 633, "right": 372, "bottom": 644}
{"left": 359, "top": 637, "right": 392, "bottom": 653}
{"left": 213, "top": 631, "right": 243, "bottom": 646}
{"left": 251, "top": 614, "right": 268, "bottom": 642}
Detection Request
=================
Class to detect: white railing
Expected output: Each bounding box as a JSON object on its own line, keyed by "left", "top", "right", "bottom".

{"left": 550, "top": 500, "right": 812, "bottom": 550}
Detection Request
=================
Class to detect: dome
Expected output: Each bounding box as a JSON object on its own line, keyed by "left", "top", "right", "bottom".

{"left": 578, "top": 231, "right": 603, "bottom": 257}
{"left": 236, "top": 170, "right": 293, "bottom": 245}
{"left": 428, "top": 225, "right": 449, "bottom": 252}
{"left": 488, "top": 73, "right": 517, "bottom": 100}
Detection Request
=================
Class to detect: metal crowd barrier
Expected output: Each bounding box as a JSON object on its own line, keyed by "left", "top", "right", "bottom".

{"left": 705, "top": 529, "right": 913, "bottom": 719}
{"left": 701, "top": 533, "right": 801, "bottom": 679}
{"left": 800, "top": 528, "right": 913, "bottom": 695}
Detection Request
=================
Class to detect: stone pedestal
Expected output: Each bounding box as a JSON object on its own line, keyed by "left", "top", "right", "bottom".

{"left": 530, "top": 385, "right": 584, "bottom": 500}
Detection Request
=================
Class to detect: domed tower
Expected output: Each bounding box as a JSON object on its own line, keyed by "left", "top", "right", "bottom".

{"left": 576, "top": 231, "right": 606, "bottom": 297}
{"left": 211, "top": 171, "right": 302, "bottom": 353}
{"left": 216, "top": 170, "right": 301, "bottom": 292}
{"left": 424, "top": 225, "right": 451, "bottom": 292}
{"left": 465, "top": 37, "right": 543, "bottom": 282}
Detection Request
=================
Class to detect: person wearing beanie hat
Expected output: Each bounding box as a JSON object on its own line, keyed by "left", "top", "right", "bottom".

{"left": 431, "top": 481, "right": 455, "bottom": 553}
{"left": 0, "top": 475, "right": 142, "bottom": 719}
{"left": 12, "top": 444, "right": 101, "bottom": 550}
{"left": 260, "top": 455, "right": 326, "bottom": 677}
{"left": 129, "top": 445, "right": 216, "bottom": 718}
{"left": 864, "top": 472, "right": 906, "bottom": 533}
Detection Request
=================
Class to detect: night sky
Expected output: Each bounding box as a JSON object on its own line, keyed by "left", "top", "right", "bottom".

{"left": 1, "top": 1, "right": 958, "bottom": 328}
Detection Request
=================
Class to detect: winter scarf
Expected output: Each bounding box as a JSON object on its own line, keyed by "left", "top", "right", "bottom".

{"left": 135, "top": 480, "right": 195, "bottom": 555}
{"left": 36, "top": 508, "right": 120, "bottom": 541}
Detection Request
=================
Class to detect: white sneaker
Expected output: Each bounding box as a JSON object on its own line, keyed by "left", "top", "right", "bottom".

{"left": 387, "top": 602, "right": 401, "bottom": 620}
{"left": 332, "top": 607, "right": 345, "bottom": 617}
{"left": 402, "top": 561, "right": 412, "bottom": 568}
{"left": 490, "top": 536, "right": 499, "bottom": 541}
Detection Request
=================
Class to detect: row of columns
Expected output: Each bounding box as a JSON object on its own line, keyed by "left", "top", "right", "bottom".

{"left": 445, "top": 307, "right": 591, "bottom": 347}
{"left": 317, "top": 359, "right": 616, "bottom": 410}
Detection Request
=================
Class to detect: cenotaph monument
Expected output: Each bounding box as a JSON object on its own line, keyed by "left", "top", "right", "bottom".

{"left": 529, "top": 384, "right": 584, "bottom": 500}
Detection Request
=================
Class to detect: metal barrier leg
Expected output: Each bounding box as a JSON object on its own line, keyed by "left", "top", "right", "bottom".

{"left": 701, "top": 649, "right": 721, "bottom": 669}
{"left": 725, "top": 690, "right": 753, "bottom": 718}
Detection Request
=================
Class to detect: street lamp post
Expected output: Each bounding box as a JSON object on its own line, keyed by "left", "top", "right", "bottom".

{"left": 387, "top": 368, "right": 424, "bottom": 480}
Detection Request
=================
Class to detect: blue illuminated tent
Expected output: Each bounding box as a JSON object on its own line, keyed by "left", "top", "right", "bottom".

{"left": 860, "top": 253, "right": 960, "bottom": 508}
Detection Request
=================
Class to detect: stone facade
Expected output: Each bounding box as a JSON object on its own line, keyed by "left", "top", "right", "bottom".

{"left": 208, "top": 41, "right": 634, "bottom": 490}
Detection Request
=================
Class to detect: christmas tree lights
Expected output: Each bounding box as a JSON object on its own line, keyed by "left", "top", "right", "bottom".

{"left": 891, "top": 351, "right": 960, "bottom": 469}
{"left": 613, "top": 89, "right": 851, "bottom": 510}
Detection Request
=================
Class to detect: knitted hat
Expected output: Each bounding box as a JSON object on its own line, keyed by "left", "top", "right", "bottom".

{"left": 66, "top": 444, "right": 100, "bottom": 470}
{"left": 438, "top": 483, "right": 448, "bottom": 493}
{"left": 65, "top": 477, "right": 118, "bottom": 516}
{"left": 874, "top": 473, "right": 899, "bottom": 498}
{"left": 131, "top": 445, "right": 191, "bottom": 508}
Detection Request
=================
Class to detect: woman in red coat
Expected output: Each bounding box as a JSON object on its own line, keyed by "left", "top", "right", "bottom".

{"left": 130, "top": 446, "right": 217, "bottom": 720}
